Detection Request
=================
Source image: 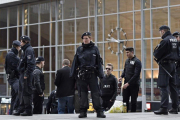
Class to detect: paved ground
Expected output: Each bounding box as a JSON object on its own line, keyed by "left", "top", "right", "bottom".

{"left": 0, "top": 112, "right": 179, "bottom": 120}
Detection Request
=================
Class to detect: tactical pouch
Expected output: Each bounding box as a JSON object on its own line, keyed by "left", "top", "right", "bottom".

{"left": 78, "top": 68, "right": 95, "bottom": 80}
{"left": 9, "top": 70, "right": 15, "bottom": 79}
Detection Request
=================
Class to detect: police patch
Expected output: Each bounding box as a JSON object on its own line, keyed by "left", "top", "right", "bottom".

{"left": 130, "top": 61, "right": 135, "bottom": 65}
{"left": 27, "top": 55, "right": 31, "bottom": 59}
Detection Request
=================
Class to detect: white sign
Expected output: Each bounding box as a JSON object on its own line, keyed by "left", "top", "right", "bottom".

{"left": 0, "top": 0, "right": 20, "bottom": 5}
{"left": 1, "top": 98, "right": 11, "bottom": 103}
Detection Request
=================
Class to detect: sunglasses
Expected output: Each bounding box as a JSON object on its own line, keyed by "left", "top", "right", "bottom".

{"left": 106, "top": 68, "right": 111, "bottom": 70}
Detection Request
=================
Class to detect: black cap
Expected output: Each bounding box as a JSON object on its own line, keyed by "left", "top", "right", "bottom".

{"left": 12, "top": 40, "right": 21, "bottom": 46}
{"left": 36, "top": 56, "right": 45, "bottom": 63}
{"left": 159, "top": 25, "right": 170, "bottom": 31}
{"left": 172, "top": 31, "right": 180, "bottom": 36}
{"left": 81, "top": 32, "right": 91, "bottom": 39}
{"left": 125, "top": 47, "right": 134, "bottom": 52}
{"left": 20, "top": 35, "right": 31, "bottom": 41}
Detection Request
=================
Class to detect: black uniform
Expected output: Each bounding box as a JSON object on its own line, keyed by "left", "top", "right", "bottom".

{"left": 18, "top": 43, "right": 35, "bottom": 115}
{"left": 100, "top": 74, "right": 117, "bottom": 111}
{"left": 5, "top": 47, "right": 20, "bottom": 115}
{"left": 121, "top": 55, "right": 141, "bottom": 112}
{"left": 70, "top": 41, "right": 104, "bottom": 113}
{"left": 32, "top": 66, "right": 45, "bottom": 114}
{"left": 172, "top": 31, "right": 180, "bottom": 108}
{"left": 154, "top": 31, "right": 178, "bottom": 112}
{"left": 176, "top": 42, "right": 180, "bottom": 107}
{"left": 46, "top": 90, "right": 58, "bottom": 114}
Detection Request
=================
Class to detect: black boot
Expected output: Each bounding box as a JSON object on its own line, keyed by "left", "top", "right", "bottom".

{"left": 97, "top": 111, "right": 106, "bottom": 118}
{"left": 12, "top": 110, "right": 23, "bottom": 116}
{"left": 154, "top": 108, "right": 168, "bottom": 115}
{"left": 20, "top": 111, "right": 33, "bottom": 116}
{"left": 78, "top": 112, "right": 87, "bottom": 118}
{"left": 169, "top": 108, "right": 178, "bottom": 114}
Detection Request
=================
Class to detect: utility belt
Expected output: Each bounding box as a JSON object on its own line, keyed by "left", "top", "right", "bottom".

{"left": 7, "top": 70, "right": 18, "bottom": 79}
{"left": 161, "top": 60, "right": 177, "bottom": 64}
{"left": 78, "top": 66, "right": 97, "bottom": 80}
{"left": 176, "top": 61, "right": 180, "bottom": 68}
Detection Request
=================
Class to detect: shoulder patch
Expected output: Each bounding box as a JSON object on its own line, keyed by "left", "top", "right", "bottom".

{"left": 27, "top": 55, "right": 31, "bottom": 59}
{"left": 33, "top": 69, "right": 41, "bottom": 74}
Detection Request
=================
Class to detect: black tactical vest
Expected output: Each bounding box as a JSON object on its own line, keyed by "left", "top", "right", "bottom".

{"left": 124, "top": 57, "right": 140, "bottom": 84}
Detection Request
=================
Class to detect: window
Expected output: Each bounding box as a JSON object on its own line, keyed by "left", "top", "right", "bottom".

{"left": 90, "top": 6, "right": 94, "bottom": 16}
{"left": 68, "top": 22, "right": 79, "bottom": 32}
{"left": 153, "top": 21, "right": 159, "bottom": 30}
{"left": 76, "top": 22, "right": 79, "bottom": 31}
{"left": 175, "top": 20, "right": 180, "bottom": 29}
{"left": 68, "top": 22, "right": 74, "bottom": 32}
{"left": 69, "top": 7, "right": 80, "bottom": 17}
{"left": 90, "top": 22, "right": 94, "bottom": 31}
{"left": 69, "top": 8, "right": 75, "bottom": 17}
{"left": 76, "top": 8, "right": 80, "bottom": 16}
{"left": 90, "top": 22, "right": 100, "bottom": 32}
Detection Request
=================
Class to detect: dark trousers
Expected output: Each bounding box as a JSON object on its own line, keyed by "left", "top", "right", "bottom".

{"left": 176, "top": 66, "right": 180, "bottom": 106}
{"left": 102, "top": 97, "right": 114, "bottom": 111}
{"left": 18, "top": 73, "right": 33, "bottom": 114}
{"left": 158, "top": 62, "right": 178, "bottom": 109}
{"left": 123, "top": 84, "right": 139, "bottom": 112}
{"left": 177, "top": 87, "right": 180, "bottom": 107}
{"left": 8, "top": 78, "right": 19, "bottom": 115}
{"left": 74, "top": 90, "right": 80, "bottom": 113}
{"left": 33, "top": 91, "right": 44, "bottom": 114}
{"left": 78, "top": 74, "right": 102, "bottom": 112}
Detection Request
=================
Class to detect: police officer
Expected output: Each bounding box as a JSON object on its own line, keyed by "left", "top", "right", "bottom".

{"left": 32, "top": 56, "right": 45, "bottom": 114}
{"left": 5, "top": 40, "right": 21, "bottom": 115}
{"left": 46, "top": 90, "right": 58, "bottom": 114}
{"left": 70, "top": 32, "right": 106, "bottom": 118}
{"left": 172, "top": 31, "right": 180, "bottom": 109}
{"left": 154, "top": 26, "right": 178, "bottom": 115}
{"left": 119, "top": 47, "right": 142, "bottom": 112}
{"left": 13, "top": 36, "right": 35, "bottom": 116}
{"left": 100, "top": 63, "right": 117, "bottom": 111}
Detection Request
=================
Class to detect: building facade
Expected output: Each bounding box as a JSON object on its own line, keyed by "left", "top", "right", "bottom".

{"left": 0, "top": 0, "right": 180, "bottom": 114}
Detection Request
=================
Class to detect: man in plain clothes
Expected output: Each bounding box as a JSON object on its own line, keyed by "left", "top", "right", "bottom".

{"left": 54, "top": 59, "right": 75, "bottom": 114}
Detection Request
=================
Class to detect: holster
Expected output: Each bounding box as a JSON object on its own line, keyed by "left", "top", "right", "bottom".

{"left": 78, "top": 66, "right": 96, "bottom": 80}
{"left": 8, "top": 70, "right": 15, "bottom": 79}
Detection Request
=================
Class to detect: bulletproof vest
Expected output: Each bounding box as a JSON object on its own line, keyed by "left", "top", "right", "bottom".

{"left": 124, "top": 57, "right": 140, "bottom": 84}
{"left": 77, "top": 46, "right": 98, "bottom": 68}
{"left": 165, "top": 37, "right": 178, "bottom": 60}
{"left": 101, "top": 75, "right": 115, "bottom": 96}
